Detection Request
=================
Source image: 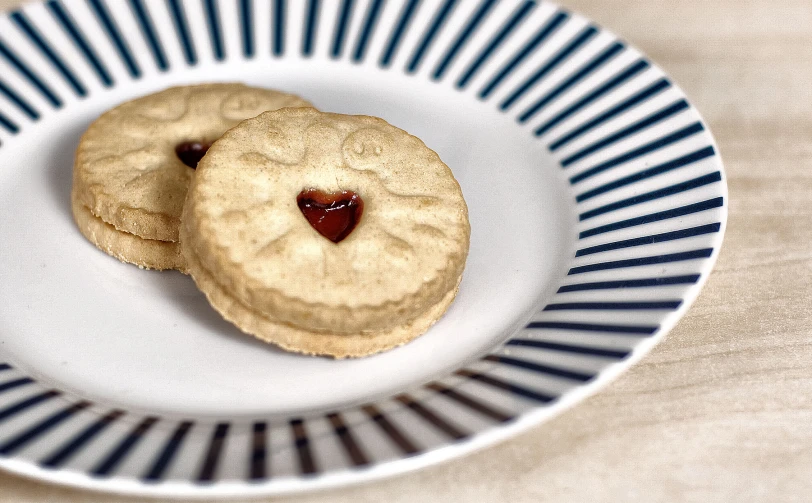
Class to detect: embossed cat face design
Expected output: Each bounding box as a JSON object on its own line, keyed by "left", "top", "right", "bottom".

{"left": 297, "top": 189, "right": 364, "bottom": 243}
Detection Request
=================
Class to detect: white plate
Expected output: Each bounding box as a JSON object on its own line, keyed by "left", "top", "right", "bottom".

{"left": 0, "top": 0, "right": 727, "bottom": 498}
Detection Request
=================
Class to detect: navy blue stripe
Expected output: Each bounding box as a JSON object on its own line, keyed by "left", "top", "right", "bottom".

{"left": 395, "top": 394, "right": 468, "bottom": 441}
{"left": 327, "top": 412, "right": 371, "bottom": 465}
{"left": 331, "top": 0, "right": 355, "bottom": 59}
{"left": 352, "top": 0, "right": 383, "bottom": 62}
{"left": 456, "top": 369, "right": 556, "bottom": 403}
{"left": 0, "top": 391, "right": 60, "bottom": 423}
{"left": 379, "top": 0, "right": 420, "bottom": 67}
{"left": 426, "top": 382, "right": 514, "bottom": 423}
{"left": 41, "top": 409, "right": 124, "bottom": 468}
{"left": 550, "top": 78, "right": 671, "bottom": 151}
{"left": 0, "top": 401, "right": 92, "bottom": 456}
{"left": 141, "top": 420, "right": 192, "bottom": 481}
{"left": 272, "top": 0, "right": 285, "bottom": 56}
{"left": 93, "top": 416, "right": 158, "bottom": 477}
{"left": 9, "top": 11, "right": 86, "bottom": 97}
{"left": 570, "top": 122, "right": 705, "bottom": 182}
{"left": 0, "top": 377, "right": 34, "bottom": 394}
{"left": 166, "top": 0, "right": 197, "bottom": 65}
{"left": 432, "top": 0, "right": 497, "bottom": 80}
{"left": 362, "top": 405, "right": 421, "bottom": 455}
{"left": 507, "top": 338, "right": 631, "bottom": 358}
{"left": 577, "top": 222, "right": 722, "bottom": 255}
{"left": 0, "top": 112, "right": 18, "bottom": 134}
{"left": 479, "top": 10, "right": 567, "bottom": 99}
{"left": 569, "top": 248, "right": 713, "bottom": 275}
{"left": 239, "top": 0, "right": 254, "bottom": 57}
{"left": 197, "top": 422, "right": 229, "bottom": 482}
{"left": 562, "top": 100, "right": 689, "bottom": 166}
{"left": 579, "top": 171, "right": 722, "bottom": 221}
{"left": 580, "top": 198, "right": 723, "bottom": 239}
{"left": 302, "top": 0, "right": 319, "bottom": 56}
{"left": 516, "top": 41, "right": 625, "bottom": 119}
{"left": 47, "top": 0, "right": 113, "bottom": 87}
{"left": 203, "top": 0, "right": 224, "bottom": 61}
{"left": 544, "top": 301, "right": 682, "bottom": 311}
{"left": 558, "top": 274, "right": 701, "bottom": 293}
{"left": 249, "top": 422, "right": 267, "bottom": 481}
{"left": 128, "top": 0, "right": 168, "bottom": 70}
{"left": 535, "top": 60, "right": 650, "bottom": 136}
{"left": 499, "top": 26, "right": 597, "bottom": 110}
{"left": 577, "top": 146, "right": 716, "bottom": 202}
{"left": 406, "top": 0, "right": 458, "bottom": 73}
{"left": 290, "top": 418, "right": 319, "bottom": 474}
{"left": 527, "top": 321, "right": 658, "bottom": 335}
{"left": 484, "top": 354, "right": 595, "bottom": 382}
{"left": 86, "top": 0, "right": 140, "bottom": 77}
{"left": 456, "top": 0, "right": 535, "bottom": 89}
{"left": 0, "top": 364, "right": 10, "bottom": 372}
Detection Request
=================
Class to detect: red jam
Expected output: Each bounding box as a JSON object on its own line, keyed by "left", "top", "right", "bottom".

{"left": 297, "top": 189, "right": 364, "bottom": 243}
{"left": 175, "top": 141, "right": 211, "bottom": 168}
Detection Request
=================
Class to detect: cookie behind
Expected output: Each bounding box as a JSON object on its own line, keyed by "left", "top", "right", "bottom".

{"left": 72, "top": 83, "right": 313, "bottom": 270}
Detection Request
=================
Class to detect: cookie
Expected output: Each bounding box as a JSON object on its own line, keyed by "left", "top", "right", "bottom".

{"left": 71, "top": 189, "right": 184, "bottom": 270}
{"left": 181, "top": 107, "right": 470, "bottom": 357}
{"left": 72, "top": 83, "right": 313, "bottom": 268}
{"left": 183, "top": 240, "right": 461, "bottom": 357}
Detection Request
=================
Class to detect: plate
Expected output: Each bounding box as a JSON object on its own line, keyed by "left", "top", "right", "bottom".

{"left": 0, "top": 0, "right": 727, "bottom": 498}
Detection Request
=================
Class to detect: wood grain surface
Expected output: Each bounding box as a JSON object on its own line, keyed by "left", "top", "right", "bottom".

{"left": 0, "top": 0, "right": 810, "bottom": 502}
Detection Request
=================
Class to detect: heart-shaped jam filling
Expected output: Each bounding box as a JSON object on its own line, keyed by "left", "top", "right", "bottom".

{"left": 175, "top": 141, "right": 211, "bottom": 169}
{"left": 297, "top": 189, "right": 364, "bottom": 243}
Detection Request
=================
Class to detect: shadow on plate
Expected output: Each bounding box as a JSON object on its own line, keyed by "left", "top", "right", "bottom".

{"left": 45, "top": 121, "right": 87, "bottom": 221}
{"left": 165, "top": 271, "right": 295, "bottom": 356}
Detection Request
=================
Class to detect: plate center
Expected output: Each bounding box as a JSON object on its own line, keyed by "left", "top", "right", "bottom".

{"left": 0, "top": 63, "right": 575, "bottom": 416}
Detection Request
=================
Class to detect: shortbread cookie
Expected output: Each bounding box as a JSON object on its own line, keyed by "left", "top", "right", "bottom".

{"left": 181, "top": 108, "right": 470, "bottom": 357}
{"left": 71, "top": 189, "right": 184, "bottom": 270}
{"left": 183, "top": 240, "right": 461, "bottom": 357}
{"left": 72, "top": 83, "right": 312, "bottom": 255}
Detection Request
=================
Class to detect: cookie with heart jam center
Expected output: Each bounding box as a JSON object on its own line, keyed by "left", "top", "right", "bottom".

{"left": 72, "top": 83, "right": 312, "bottom": 270}
{"left": 180, "top": 108, "right": 470, "bottom": 357}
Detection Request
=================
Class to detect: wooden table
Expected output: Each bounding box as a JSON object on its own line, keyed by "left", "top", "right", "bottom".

{"left": 1, "top": 0, "right": 809, "bottom": 501}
